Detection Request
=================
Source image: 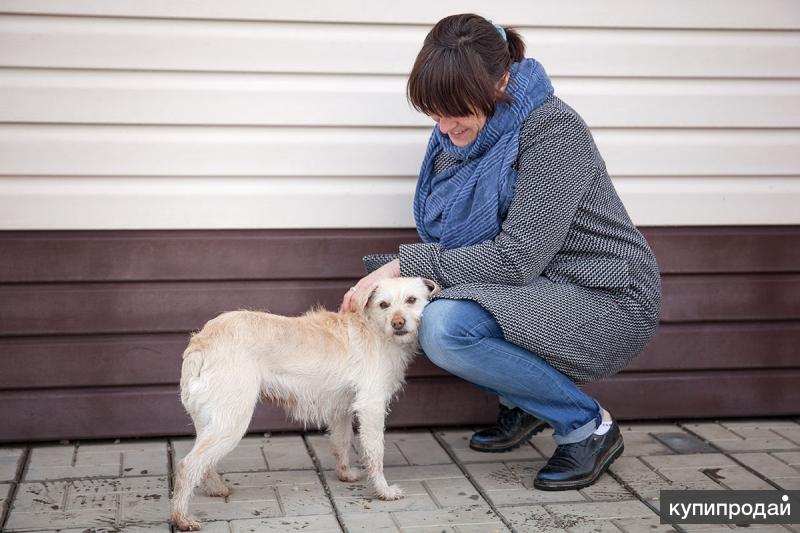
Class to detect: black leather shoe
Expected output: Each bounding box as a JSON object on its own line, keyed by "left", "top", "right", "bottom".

{"left": 469, "top": 405, "right": 549, "bottom": 452}
{"left": 533, "top": 417, "right": 624, "bottom": 491}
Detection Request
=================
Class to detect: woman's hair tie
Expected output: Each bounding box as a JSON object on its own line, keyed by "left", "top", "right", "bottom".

{"left": 494, "top": 23, "right": 507, "bottom": 42}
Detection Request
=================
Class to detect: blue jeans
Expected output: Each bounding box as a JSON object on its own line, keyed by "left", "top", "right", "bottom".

{"left": 419, "top": 299, "right": 603, "bottom": 445}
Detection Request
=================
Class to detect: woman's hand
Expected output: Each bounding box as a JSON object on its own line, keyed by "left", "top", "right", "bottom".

{"left": 340, "top": 259, "right": 401, "bottom": 312}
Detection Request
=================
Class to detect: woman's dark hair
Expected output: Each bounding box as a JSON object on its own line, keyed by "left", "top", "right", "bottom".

{"left": 407, "top": 13, "right": 525, "bottom": 118}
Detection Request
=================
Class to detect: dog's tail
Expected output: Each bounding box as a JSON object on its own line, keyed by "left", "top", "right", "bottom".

{"left": 180, "top": 333, "right": 209, "bottom": 414}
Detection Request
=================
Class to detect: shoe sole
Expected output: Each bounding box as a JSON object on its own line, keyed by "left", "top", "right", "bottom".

{"left": 468, "top": 421, "right": 549, "bottom": 453}
{"left": 532, "top": 435, "right": 625, "bottom": 491}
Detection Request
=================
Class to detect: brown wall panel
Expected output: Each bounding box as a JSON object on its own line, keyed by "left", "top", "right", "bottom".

{"left": 2, "top": 370, "right": 797, "bottom": 443}
{"left": 0, "top": 229, "right": 411, "bottom": 283}
{"left": 2, "top": 322, "right": 799, "bottom": 389}
{"left": 0, "top": 378, "right": 498, "bottom": 443}
{"left": 0, "top": 281, "right": 349, "bottom": 335}
{"left": 660, "top": 274, "right": 800, "bottom": 322}
{"left": 584, "top": 369, "right": 800, "bottom": 419}
{"left": 644, "top": 226, "right": 800, "bottom": 274}
{"left": 0, "top": 226, "right": 798, "bottom": 442}
{"left": 2, "top": 274, "right": 799, "bottom": 337}
{"left": 2, "top": 226, "right": 799, "bottom": 283}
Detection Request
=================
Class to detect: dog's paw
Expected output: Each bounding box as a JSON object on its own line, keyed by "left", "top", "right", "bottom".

{"left": 205, "top": 484, "right": 231, "bottom": 497}
{"left": 171, "top": 513, "right": 202, "bottom": 531}
{"left": 337, "top": 467, "right": 362, "bottom": 483}
{"left": 374, "top": 484, "right": 404, "bottom": 501}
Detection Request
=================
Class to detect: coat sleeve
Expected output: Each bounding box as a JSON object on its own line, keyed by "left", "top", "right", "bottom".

{"left": 398, "top": 111, "right": 598, "bottom": 288}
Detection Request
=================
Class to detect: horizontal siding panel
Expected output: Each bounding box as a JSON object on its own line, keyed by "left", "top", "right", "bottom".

{"left": 3, "top": 369, "right": 798, "bottom": 442}
{"left": 0, "top": 229, "right": 412, "bottom": 282}
{"left": 0, "top": 378, "right": 499, "bottom": 442}
{"left": 662, "top": 274, "right": 800, "bottom": 322}
{"left": 2, "top": 322, "right": 798, "bottom": 389}
{"left": 3, "top": 71, "right": 800, "bottom": 128}
{"left": 2, "top": 0, "right": 799, "bottom": 29}
{"left": 2, "top": 16, "right": 799, "bottom": 78}
{"left": 1, "top": 126, "right": 798, "bottom": 177}
{"left": 582, "top": 369, "right": 800, "bottom": 420}
{"left": 645, "top": 226, "right": 800, "bottom": 273}
{"left": 1, "top": 227, "right": 799, "bottom": 284}
{"left": 1, "top": 275, "right": 799, "bottom": 336}
{"left": 0, "top": 281, "right": 352, "bottom": 336}
{"left": 2, "top": 176, "right": 799, "bottom": 229}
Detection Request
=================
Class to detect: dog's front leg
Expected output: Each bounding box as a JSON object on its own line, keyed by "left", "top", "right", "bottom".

{"left": 354, "top": 396, "right": 402, "bottom": 500}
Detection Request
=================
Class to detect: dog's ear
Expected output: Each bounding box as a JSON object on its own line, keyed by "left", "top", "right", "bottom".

{"left": 422, "top": 278, "right": 441, "bottom": 297}
{"left": 354, "top": 283, "right": 379, "bottom": 312}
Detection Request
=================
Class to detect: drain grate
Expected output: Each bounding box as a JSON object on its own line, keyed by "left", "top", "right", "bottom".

{"left": 651, "top": 432, "right": 717, "bottom": 454}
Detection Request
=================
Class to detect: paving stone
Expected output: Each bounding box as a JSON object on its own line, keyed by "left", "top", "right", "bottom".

{"left": 229, "top": 514, "right": 341, "bottom": 532}
{"left": 609, "top": 456, "right": 720, "bottom": 503}
{"left": 641, "top": 453, "right": 737, "bottom": 471}
{"left": 434, "top": 429, "right": 542, "bottom": 463}
{"left": 80, "top": 440, "right": 168, "bottom": 478}
{"left": 6, "top": 476, "right": 171, "bottom": 531}
{"left": 0, "top": 447, "right": 25, "bottom": 482}
{"left": 614, "top": 515, "right": 678, "bottom": 532}
{"left": 25, "top": 444, "right": 119, "bottom": 481}
{"left": 684, "top": 422, "right": 798, "bottom": 452}
{"left": 719, "top": 419, "right": 800, "bottom": 431}
{"left": 343, "top": 508, "right": 506, "bottom": 532}
{"left": 20, "top": 527, "right": 173, "bottom": 533}
{"left": 173, "top": 434, "right": 314, "bottom": 473}
{"left": 464, "top": 460, "right": 624, "bottom": 506}
{"left": 500, "top": 502, "right": 672, "bottom": 532}
{"left": 187, "top": 479, "right": 329, "bottom": 523}
{"left": 25, "top": 441, "right": 168, "bottom": 481}
{"left": 222, "top": 471, "right": 330, "bottom": 518}
{"left": 544, "top": 499, "right": 658, "bottom": 531}
{"left": 731, "top": 453, "right": 799, "bottom": 480}
{"left": 325, "top": 464, "right": 483, "bottom": 514}
{"left": 616, "top": 422, "right": 689, "bottom": 456}
{"left": 59, "top": 522, "right": 175, "bottom": 533}
{"left": 495, "top": 505, "right": 564, "bottom": 532}
{"left": 617, "top": 430, "right": 676, "bottom": 457}
{"left": 308, "top": 430, "right": 451, "bottom": 471}
{"left": 772, "top": 425, "right": 800, "bottom": 447}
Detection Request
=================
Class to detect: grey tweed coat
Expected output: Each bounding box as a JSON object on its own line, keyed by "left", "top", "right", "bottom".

{"left": 364, "top": 95, "right": 662, "bottom": 385}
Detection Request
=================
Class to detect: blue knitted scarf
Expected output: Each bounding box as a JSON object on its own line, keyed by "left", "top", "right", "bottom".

{"left": 412, "top": 58, "right": 554, "bottom": 249}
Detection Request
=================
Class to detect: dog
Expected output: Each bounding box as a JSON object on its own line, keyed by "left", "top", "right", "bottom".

{"left": 169, "top": 276, "right": 440, "bottom": 531}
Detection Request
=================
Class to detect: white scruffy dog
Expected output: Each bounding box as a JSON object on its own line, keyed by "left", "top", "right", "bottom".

{"left": 170, "top": 277, "right": 440, "bottom": 531}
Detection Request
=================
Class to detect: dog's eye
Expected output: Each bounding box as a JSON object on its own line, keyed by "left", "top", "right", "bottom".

{"left": 406, "top": 296, "right": 417, "bottom": 304}
{"left": 379, "top": 301, "right": 390, "bottom": 309}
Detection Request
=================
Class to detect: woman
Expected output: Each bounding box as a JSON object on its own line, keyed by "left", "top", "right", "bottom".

{"left": 341, "top": 13, "right": 661, "bottom": 491}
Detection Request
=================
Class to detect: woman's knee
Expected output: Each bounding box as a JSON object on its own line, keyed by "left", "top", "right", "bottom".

{"left": 419, "top": 299, "right": 498, "bottom": 372}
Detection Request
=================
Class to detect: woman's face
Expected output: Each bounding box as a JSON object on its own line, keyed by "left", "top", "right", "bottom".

{"left": 427, "top": 72, "right": 509, "bottom": 147}
{"left": 429, "top": 113, "right": 487, "bottom": 147}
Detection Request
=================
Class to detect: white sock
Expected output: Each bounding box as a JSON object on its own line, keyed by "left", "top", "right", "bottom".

{"left": 593, "top": 409, "right": 613, "bottom": 435}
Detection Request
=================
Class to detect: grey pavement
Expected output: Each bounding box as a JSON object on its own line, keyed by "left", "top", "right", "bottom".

{"left": 1, "top": 418, "right": 799, "bottom": 532}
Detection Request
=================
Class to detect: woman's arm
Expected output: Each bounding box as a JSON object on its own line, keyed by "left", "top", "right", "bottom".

{"left": 398, "top": 111, "right": 598, "bottom": 288}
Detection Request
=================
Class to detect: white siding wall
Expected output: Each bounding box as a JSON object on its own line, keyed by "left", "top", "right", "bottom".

{"left": 0, "top": 1, "right": 799, "bottom": 229}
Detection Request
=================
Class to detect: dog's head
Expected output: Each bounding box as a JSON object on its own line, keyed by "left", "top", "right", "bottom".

{"left": 355, "top": 277, "right": 440, "bottom": 344}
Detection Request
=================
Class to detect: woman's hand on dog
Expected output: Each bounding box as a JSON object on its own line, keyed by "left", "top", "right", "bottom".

{"left": 341, "top": 259, "right": 401, "bottom": 312}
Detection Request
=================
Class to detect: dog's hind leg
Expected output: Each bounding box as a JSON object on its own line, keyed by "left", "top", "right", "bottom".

{"left": 329, "top": 409, "right": 360, "bottom": 482}
{"left": 171, "top": 357, "right": 260, "bottom": 531}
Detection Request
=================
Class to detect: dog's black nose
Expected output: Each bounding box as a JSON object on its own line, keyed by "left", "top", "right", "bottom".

{"left": 391, "top": 316, "right": 406, "bottom": 330}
